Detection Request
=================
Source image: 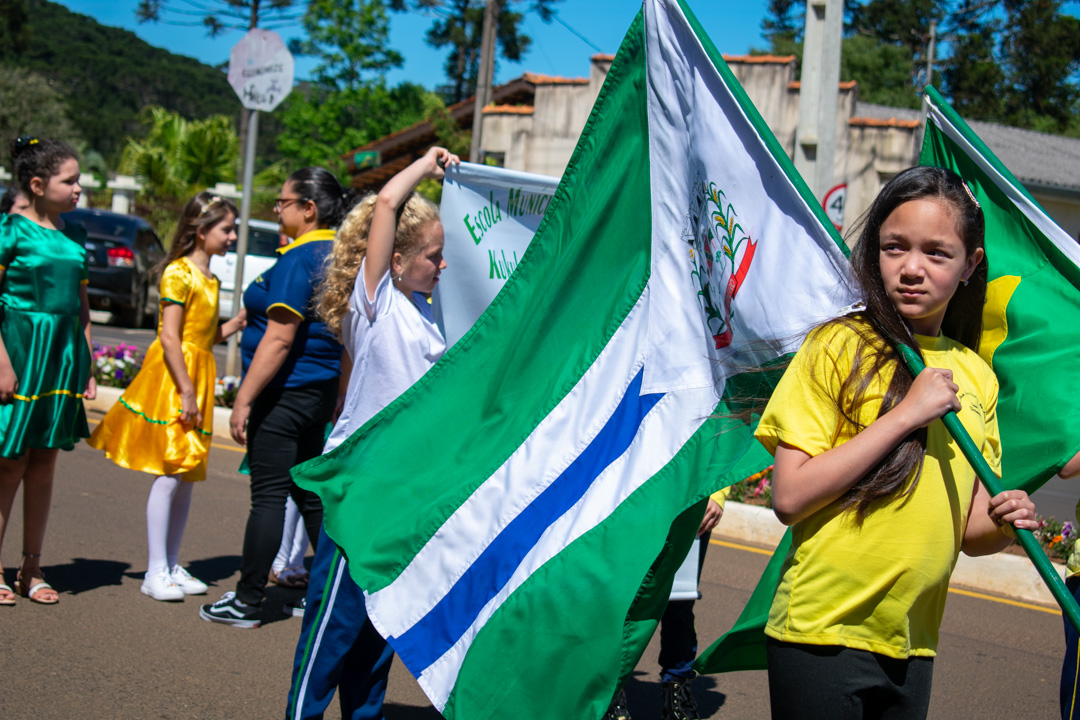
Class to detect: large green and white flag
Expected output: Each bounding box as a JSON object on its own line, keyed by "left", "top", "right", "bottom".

{"left": 921, "top": 86, "right": 1080, "bottom": 492}
{"left": 292, "top": 0, "right": 855, "bottom": 717}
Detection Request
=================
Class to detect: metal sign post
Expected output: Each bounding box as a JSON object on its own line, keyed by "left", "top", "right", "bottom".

{"left": 224, "top": 29, "right": 293, "bottom": 377}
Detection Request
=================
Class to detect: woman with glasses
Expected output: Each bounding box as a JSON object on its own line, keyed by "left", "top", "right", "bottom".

{"left": 200, "top": 167, "right": 352, "bottom": 627}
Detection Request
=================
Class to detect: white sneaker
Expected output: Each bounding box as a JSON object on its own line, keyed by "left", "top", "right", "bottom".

{"left": 170, "top": 565, "right": 208, "bottom": 595}
{"left": 141, "top": 569, "right": 184, "bottom": 601}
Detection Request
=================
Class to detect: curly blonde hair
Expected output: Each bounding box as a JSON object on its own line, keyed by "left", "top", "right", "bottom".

{"left": 316, "top": 191, "right": 441, "bottom": 341}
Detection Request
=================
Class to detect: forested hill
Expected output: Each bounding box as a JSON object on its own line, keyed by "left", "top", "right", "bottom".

{"left": 2, "top": 0, "right": 239, "bottom": 158}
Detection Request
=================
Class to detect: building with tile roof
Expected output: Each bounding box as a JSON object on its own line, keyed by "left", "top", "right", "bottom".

{"left": 342, "top": 53, "right": 1080, "bottom": 238}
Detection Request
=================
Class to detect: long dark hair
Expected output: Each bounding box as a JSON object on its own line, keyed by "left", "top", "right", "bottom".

{"left": 285, "top": 167, "right": 355, "bottom": 229}
{"left": 152, "top": 191, "right": 238, "bottom": 280}
{"left": 9, "top": 135, "right": 77, "bottom": 194}
{"left": 828, "top": 165, "right": 986, "bottom": 521}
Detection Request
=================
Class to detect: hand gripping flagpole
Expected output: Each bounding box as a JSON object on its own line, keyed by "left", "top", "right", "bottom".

{"left": 897, "top": 344, "right": 1080, "bottom": 632}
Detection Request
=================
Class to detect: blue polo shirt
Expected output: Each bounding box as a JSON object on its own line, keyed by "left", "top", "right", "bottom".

{"left": 240, "top": 229, "right": 343, "bottom": 389}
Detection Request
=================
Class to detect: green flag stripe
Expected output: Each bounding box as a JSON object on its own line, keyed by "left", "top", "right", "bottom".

{"left": 292, "top": 10, "right": 653, "bottom": 594}
{"left": 923, "top": 87, "right": 1044, "bottom": 210}
{"left": 444, "top": 399, "right": 773, "bottom": 719}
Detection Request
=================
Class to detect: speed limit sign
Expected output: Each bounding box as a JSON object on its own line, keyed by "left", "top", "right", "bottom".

{"left": 823, "top": 183, "right": 846, "bottom": 231}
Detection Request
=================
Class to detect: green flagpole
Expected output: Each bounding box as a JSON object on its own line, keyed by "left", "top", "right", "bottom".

{"left": 897, "top": 344, "right": 1080, "bottom": 632}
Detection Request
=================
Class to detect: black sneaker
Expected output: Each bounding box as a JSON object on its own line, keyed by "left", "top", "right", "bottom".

{"left": 198, "top": 591, "right": 261, "bottom": 629}
{"left": 661, "top": 676, "right": 700, "bottom": 720}
{"left": 602, "top": 688, "right": 631, "bottom": 720}
{"left": 284, "top": 596, "right": 305, "bottom": 618}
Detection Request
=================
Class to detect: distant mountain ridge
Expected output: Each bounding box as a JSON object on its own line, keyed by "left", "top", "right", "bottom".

{"left": 2, "top": 0, "right": 240, "bottom": 158}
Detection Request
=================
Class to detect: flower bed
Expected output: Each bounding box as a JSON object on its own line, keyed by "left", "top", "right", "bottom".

{"left": 726, "top": 465, "right": 773, "bottom": 507}
{"left": 91, "top": 342, "right": 239, "bottom": 409}
{"left": 92, "top": 342, "right": 142, "bottom": 388}
{"left": 215, "top": 375, "right": 240, "bottom": 408}
{"left": 1032, "top": 515, "right": 1075, "bottom": 563}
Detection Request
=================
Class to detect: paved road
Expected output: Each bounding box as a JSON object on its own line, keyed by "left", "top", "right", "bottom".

{"left": 1, "top": 419, "right": 1066, "bottom": 719}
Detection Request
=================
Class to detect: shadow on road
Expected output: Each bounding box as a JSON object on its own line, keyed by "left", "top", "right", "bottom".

{"left": 623, "top": 669, "right": 726, "bottom": 717}
{"left": 26, "top": 557, "right": 132, "bottom": 595}
{"left": 384, "top": 702, "right": 445, "bottom": 718}
{"left": 121, "top": 554, "right": 242, "bottom": 589}
{"left": 185, "top": 554, "right": 243, "bottom": 584}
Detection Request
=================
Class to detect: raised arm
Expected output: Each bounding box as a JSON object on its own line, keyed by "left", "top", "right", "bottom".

{"left": 363, "top": 146, "right": 458, "bottom": 299}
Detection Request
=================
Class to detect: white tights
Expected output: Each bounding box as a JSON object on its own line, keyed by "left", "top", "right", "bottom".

{"left": 272, "top": 495, "right": 310, "bottom": 573}
{"left": 145, "top": 474, "right": 193, "bottom": 575}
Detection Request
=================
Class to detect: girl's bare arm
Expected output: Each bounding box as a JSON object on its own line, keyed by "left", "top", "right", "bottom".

{"left": 363, "top": 147, "right": 457, "bottom": 299}
{"left": 772, "top": 367, "right": 963, "bottom": 525}
{"left": 159, "top": 302, "right": 199, "bottom": 426}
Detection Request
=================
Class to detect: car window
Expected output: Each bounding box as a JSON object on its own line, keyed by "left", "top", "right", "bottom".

{"left": 236, "top": 226, "right": 282, "bottom": 258}
{"left": 65, "top": 212, "right": 136, "bottom": 241}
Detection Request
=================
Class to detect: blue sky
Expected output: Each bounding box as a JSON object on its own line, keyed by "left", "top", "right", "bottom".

{"left": 57, "top": 1, "right": 773, "bottom": 91}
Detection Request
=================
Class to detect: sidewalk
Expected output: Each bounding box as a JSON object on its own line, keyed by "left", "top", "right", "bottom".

{"left": 718, "top": 502, "right": 1065, "bottom": 608}
{"left": 85, "top": 386, "right": 1066, "bottom": 610}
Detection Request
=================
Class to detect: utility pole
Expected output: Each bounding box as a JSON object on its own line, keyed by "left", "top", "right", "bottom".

{"left": 915, "top": 19, "right": 938, "bottom": 164}
{"left": 793, "top": 0, "right": 843, "bottom": 200}
{"left": 470, "top": 0, "right": 499, "bottom": 163}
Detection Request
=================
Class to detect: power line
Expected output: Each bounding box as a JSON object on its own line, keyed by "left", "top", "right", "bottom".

{"left": 552, "top": 13, "right": 603, "bottom": 53}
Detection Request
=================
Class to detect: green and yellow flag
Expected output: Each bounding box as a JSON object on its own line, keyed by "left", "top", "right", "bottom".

{"left": 921, "top": 86, "right": 1080, "bottom": 493}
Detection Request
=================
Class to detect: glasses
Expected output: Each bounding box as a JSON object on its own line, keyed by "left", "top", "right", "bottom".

{"left": 274, "top": 196, "right": 306, "bottom": 211}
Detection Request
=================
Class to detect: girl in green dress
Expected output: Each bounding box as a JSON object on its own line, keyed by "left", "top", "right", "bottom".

{"left": 0, "top": 136, "right": 96, "bottom": 605}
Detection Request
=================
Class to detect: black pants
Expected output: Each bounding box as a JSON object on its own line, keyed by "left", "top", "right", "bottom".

{"left": 767, "top": 639, "right": 934, "bottom": 720}
{"left": 236, "top": 379, "right": 337, "bottom": 606}
{"left": 658, "top": 536, "right": 709, "bottom": 681}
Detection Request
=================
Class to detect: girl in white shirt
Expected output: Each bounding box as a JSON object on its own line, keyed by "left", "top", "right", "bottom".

{"left": 286, "top": 146, "right": 458, "bottom": 720}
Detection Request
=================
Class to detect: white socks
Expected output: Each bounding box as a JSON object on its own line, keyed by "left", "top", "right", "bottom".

{"left": 146, "top": 474, "right": 194, "bottom": 575}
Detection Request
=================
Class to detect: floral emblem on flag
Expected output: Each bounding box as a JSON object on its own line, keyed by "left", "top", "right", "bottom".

{"left": 683, "top": 178, "right": 758, "bottom": 349}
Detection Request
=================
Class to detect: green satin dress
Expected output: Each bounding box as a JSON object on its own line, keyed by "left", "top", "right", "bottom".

{"left": 0, "top": 213, "right": 91, "bottom": 458}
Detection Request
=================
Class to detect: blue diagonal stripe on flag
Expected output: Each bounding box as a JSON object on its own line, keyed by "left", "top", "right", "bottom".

{"left": 389, "top": 368, "right": 665, "bottom": 672}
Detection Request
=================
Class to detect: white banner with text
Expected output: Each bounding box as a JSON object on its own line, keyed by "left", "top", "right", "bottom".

{"left": 434, "top": 162, "right": 559, "bottom": 347}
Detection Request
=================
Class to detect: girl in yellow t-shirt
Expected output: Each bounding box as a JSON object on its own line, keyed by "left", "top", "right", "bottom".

{"left": 89, "top": 192, "right": 246, "bottom": 602}
{"left": 757, "top": 166, "right": 1037, "bottom": 719}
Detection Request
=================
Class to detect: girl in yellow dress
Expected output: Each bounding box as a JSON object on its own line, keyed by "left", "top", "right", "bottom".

{"left": 89, "top": 191, "right": 246, "bottom": 601}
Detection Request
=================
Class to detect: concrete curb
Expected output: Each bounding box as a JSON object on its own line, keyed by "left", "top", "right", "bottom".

{"left": 716, "top": 502, "right": 1064, "bottom": 608}
{"left": 84, "top": 385, "right": 240, "bottom": 445}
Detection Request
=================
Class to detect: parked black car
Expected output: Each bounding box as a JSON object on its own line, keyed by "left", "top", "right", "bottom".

{"left": 61, "top": 208, "right": 165, "bottom": 327}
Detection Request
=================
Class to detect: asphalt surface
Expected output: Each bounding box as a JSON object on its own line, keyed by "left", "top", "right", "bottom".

{"left": 0, "top": 417, "right": 1067, "bottom": 719}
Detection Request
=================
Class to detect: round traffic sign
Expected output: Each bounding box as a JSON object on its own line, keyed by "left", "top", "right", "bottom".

{"left": 228, "top": 29, "right": 294, "bottom": 112}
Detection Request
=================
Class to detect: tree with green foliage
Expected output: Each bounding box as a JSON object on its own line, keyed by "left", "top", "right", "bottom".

{"left": 0, "top": 0, "right": 29, "bottom": 55}
{"left": 277, "top": 0, "right": 437, "bottom": 175}
{"left": 277, "top": 82, "right": 431, "bottom": 174}
{"left": 292, "top": 0, "right": 405, "bottom": 92}
{"left": 390, "top": 0, "right": 562, "bottom": 104}
{"left": 0, "top": 64, "right": 79, "bottom": 146}
{"left": 135, "top": 0, "right": 301, "bottom": 35}
{"left": 1, "top": 1, "right": 238, "bottom": 160}
{"left": 998, "top": 0, "right": 1080, "bottom": 128}
{"left": 119, "top": 106, "right": 286, "bottom": 238}
{"left": 120, "top": 107, "right": 239, "bottom": 200}
{"left": 761, "top": 0, "right": 1080, "bottom": 132}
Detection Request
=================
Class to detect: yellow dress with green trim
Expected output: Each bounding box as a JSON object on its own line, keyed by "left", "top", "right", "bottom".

{"left": 88, "top": 257, "right": 218, "bottom": 481}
